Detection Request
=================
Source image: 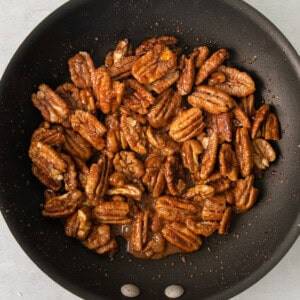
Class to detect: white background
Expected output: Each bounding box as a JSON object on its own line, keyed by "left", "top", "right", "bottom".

{"left": 0, "top": 0, "right": 299, "bottom": 299}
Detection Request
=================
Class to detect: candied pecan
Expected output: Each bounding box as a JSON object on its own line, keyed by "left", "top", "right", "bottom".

{"left": 219, "top": 143, "right": 239, "bottom": 181}
{"left": 195, "top": 48, "right": 229, "bottom": 85}
{"left": 143, "top": 232, "right": 166, "bottom": 258}
{"left": 176, "top": 55, "right": 195, "bottom": 95}
{"left": 92, "top": 66, "right": 124, "bottom": 114}
{"left": 70, "top": 110, "right": 106, "bottom": 150}
{"left": 32, "top": 84, "right": 70, "bottom": 124}
{"left": 123, "top": 78, "right": 155, "bottom": 114}
{"left": 235, "top": 127, "right": 253, "bottom": 177}
{"left": 61, "top": 153, "right": 78, "bottom": 191}
{"left": 31, "top": 122, "right": 65, "bottom": 146}
{"left": 225, "top": 189, "right": 235, "bottom": 205}
{"left": 164, "top": 156, "right": 186, "bottom": 196}
{"left": 65, "top": 207, "right": 92, "bottom": 240}
{"left": 95, "top": 238, "right": 118, "bottom": 255}
{"left": 108, "top": 56, "right": 138, "bottom": 80}
{"left": 208, "top": 71, "right": 226, "bottom": 85}
{"left": 252, "top": 138, "right": 276, "bottom": 170}
{"left": 132, "top": 44, "right": 177, "bottom": 84}
{"left": 149, "top": 69, "right": 180, "bottom": 94}
{"left": 262, "top": 112, "right": 280, "bottom": 140}
{"left": 186, "top": 219, "right": 219, "bottom": 237}
{"left": 42, "top": 189, "right": 83, "bottom": 218}
{"left": 240, "top": 94, "right": 255, "bottom": 118}
{"left": 107, "top": 184, "right": 142, "bottom": 201}
{"left": 181, "top": 140, "right": 203, "bottom": 173}
{"left": 194, "top": 46, "right": 210, "bottom": 68}
{"left": 169, "top": 108, "right": 205, "bottom": 142}
{"left": 68, "top": 51, "right": 95, "bottom": 89}
{"left": 251, "top": 104, "right": 270, "bottom": 139}
{"left": 73, "top": 157, "right": 89, "bottom": 187}
{"left": 208, "top": 177, "right": 231, "bottom": 194}
{"left": 63, "top": 128, "right": 93, "bottom": 161}
{"left": 79, "top": 89, "right": 96, "bottom": 114}
{"left": 211, "top": 65, "right": 255, "bottom": 97}
{"left": 218, "top": 206, "right": 232, "bottom": 234}
{"left": 104, "top": 112, "right": 121, "bottom": 156}
{"left": 105, "top": 50, "right": 114, "bottom": 67}
{"left": 93, "top": 201, "right": 131, "bottom": 224}
{"left": 202, "top": 194, "right": 226, "bottom": 221}
{"left": 147, "top": 88, "right": 182, "bottom": 129}
{"left": 233, "top": 106, "right": 251, "bottom": 128}
{"left": 109, "top": 172, "right": 127, "bottom": 187}
{"left": 84, "top": 224, "right": 111, "bottom": 249}
{"left": 155, "top": 195, "right": 200, "bottom": 222}
{"left": 112, "top": 39, "right": 132, "bottom": 63}
{"left": 185, "top": 184, "right": 215, "bottom": 200}
{"left": 142, "top": 154, "right": 166, "bottom": 197}
{"left": 199, "top": 132, "right": 219, "bottom": 180}
{"left": 188, "top": 85, "right": 236, "bottom": 114}
{"left": 162, "top": 222, "right": 202, "bottom": 252}
{"left": 233, "top": 175, "right": 259, "bottom": 213}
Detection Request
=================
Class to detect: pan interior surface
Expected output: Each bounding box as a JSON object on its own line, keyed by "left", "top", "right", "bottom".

{"left": 0, "top": 0, "right": 299, "bottom": 299}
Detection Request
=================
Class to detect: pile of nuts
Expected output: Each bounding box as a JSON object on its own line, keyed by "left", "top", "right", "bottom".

{"left": 29, "top": 36, "right": 280, "bottom": 259}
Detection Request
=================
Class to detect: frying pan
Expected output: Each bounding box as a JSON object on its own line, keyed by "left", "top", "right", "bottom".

{"left": 0, "top": 0, "right": 299, "bottom": 299}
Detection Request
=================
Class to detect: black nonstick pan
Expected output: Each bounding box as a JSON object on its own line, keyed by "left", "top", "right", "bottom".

{"left": 0, "top": 0, "right": 299, "bottom": 299}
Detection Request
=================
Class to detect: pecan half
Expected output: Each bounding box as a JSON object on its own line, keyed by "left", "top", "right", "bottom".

{"left": 149, "top": 69, "right": 180, "bottom": 94}
{"left": 112, "top": 39, "right": 132, "bottom": 63}
{"left": 61, "top": 153, "right": 78, "bottom": 191}
{"left": 106, "top": 184, "right": 142, "bottom": 201}
{"left": 208, "top": 177, "right": 231, "bottom": 194}
{"left": 143, "top": 232, "right": 166, "bottom": 258}
{"left": 181, "top": 140, "right": 203, "bottom": 173}
{"left": 252, "top": 138, "right": 276, "bottom": 170}
{"left": 262, "top": 112, "right": 280, "bottom": 140}
{"left": 206, "top": 112, "right": 233, "bottom": 142}
{"left": 219, "top": 143, "right": 239, "bottom": 181}
{"left": 186, "top": 219, "right": 219, "bottom": 237}
{"left": 185, "top": 184, "right": 215, "bottom": 200}
{"left": 130, "top": 210, "right": 150, "bottom": 251}
{"left": 84, "top": 224, "right": 111, "bottom": 249}
{"left": 251, "top": 104, "right": 270, "bottom": 139}
{"left": 177, "top": 55, "right": 195, "bottom": 95}
{"left": 202, "top": 195, "right": 226, "bottom": 221}
{"left": 218, "top": 206, "right": 232, "bottom": 235}
{"left": 109, "top": 172, "right": 127, "bottom": 187}
{"left": 194, "top": 46, "right": 210, "bottom": 68}
{"left": 108, "top": 56, "right": 138, "bottom": 80}
{"left": 95, "top": 238, "right": 118, "bottom": 255}
{"left": 31, "top": 122, "right": 65, "bottom": 146}
{"left": 233, "top": 106, "right": 251, "bottom": 128}
{"left": 208, "top": 71, "right": 226, "bottom": 86}
{"left": 240, "top": 94, "right": 255, "bottom": 118}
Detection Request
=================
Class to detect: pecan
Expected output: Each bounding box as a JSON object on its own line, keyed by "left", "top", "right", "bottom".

{"left": 143, "top": 232, "right": 166, "bottom": 258}
{"left": 252, "top": 138, "right": 276, "bottom": 170}
{"left": 92, "top": 66, "right": 124, "bottom": 114}
{"left": 79, "top": 89, "right": 97, "bottom": 114}
{"left": 218, "top": 206, "right": 232, "bottom": 234}
{"left": 211, "top": 65, "right": 255, "bottom": 97}
{"left": 194, "top": 46, "right": 210, "bottom": 68}
{"left": 162, "top": 222, "right": 202, "bottom": 252}
{"left": 176, "top": 55, "right": 195, "bottom": 95}
{"left": 63, "top": 128, "right": 93, "bottom": 161}
{"left": 202, "top": 195, "right": 226, "bottom": 221}
{"left": 155, "top": 195, "right": 200, "bottom": 222}
{"left": 233, "top": 106, "right": 251, "bottom": 128}
{"left": 233, "top": 175, "right": 259, "bottom": 213}
{"left": 181, "top": 140, "right": 203, "bottom": 173}
{"left": 186, "top": 219, "right": 219, "bottom": 237}
{"left": 142, "top": 154, "right": 166, "bottom": 197}
{"left": 235, "top": 127, "right": 253, "bottom": 177}
{"left": 240, "top": 94, "right": 255, "bottom": 118}
{"left": 199, "top": 132, "right": 219, "bottom": 180}
{"left": 93, "top": 200, "right": 131, "bottom": 224}
{"left": 262, "top": 112, "right": 280, "bottom": 140}
{"left": 32, "top": 84, "right": 70, "bottom": 124}
{"left": 112, "top": 39, "right": 132, "bottom": 63}
{"left": 68, "top": 51, "right": 95, "bottom": 89}
{"left": 219, "top": 143, "right": 239, "bottom": 181}
{"left": 185, "top": 184, "right": 215, "bottom": 200}
{"left": 206, "top": 112, "right": 233, "bottom": 142}
{"left": 169, "top": 108, "right": 205, "bottom": 142}
{"left": 106, "top": 184, "right": 142, "bottom": 201}
{"left": 208, "top": 177, "right": 231, "bottom": 194}
{"left": 251, "top": 104, "right": 270, "bottom": 139}
{"left": 188, "top": 85, "right": 236, "bottom": 114}
{"left": 132, "top": 44, "right": 177, "bottom": 84}
{"left": 104, "top": 112, "right": 122, "bottom": 156}
{"left": 61, "top": 153, "right": 78, "bottom": 191}
{"left": 123, "top": 78, "right": 155, "bottom": 114}
{"left": 95, "top": 238, "right": 118, "bottom": 255}
{"left": 42, "top": 189, "right": 83, "bottom": 218}
{"left": 147, "top": 88, "right": 182, "bottom": 129}
{"left": 84, "top": 224, "right": 111, "bottom": 249}
{"left": 195, "top": 48, "right": 229, "bottom": 85}
{"left": 164, "top": 156, "right": 186, "bottom": 196}
{"left": 31, "top": 122, "right": 65, "bottom": 146}
{"left": 149, "top": 69, "right": 180, "bottom": 94}
{"left": 208, "top": 71, "right": 226, "bottom": 85}
{"left": 108, "top": 56, "right": 138, "bottom": 80}
{"left": 70, "top": 110, "right": 106, "bottom": 150}
{"left": 109, "top": 172, "right": 127, "bottom": 187}
{"left": 65, "top": 207, "right": 92, "bottom": 240}
{"left": 73, "top": 157, "right": 89, "bottom": 187}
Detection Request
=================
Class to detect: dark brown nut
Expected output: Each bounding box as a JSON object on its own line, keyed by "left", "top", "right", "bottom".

{"left": 108, "top": 56, "right": 138, "bottom": 80}
{"left": 130, "top": 211, "right": 150, "bottom": 252}
{"left": 147, "top": 88, "right": 182, "bottom": 129}
{"left": 109, "top": 172, "right": 127, "bottom": 187}
{"left": 70, "top": 110, "right": 106, "bottom": 150}
{"left": 123, "top": 78, "right": 155, "bottom": 114}
{"left": 149, "top": 69, "right": 180, "bottom": 94}
{"left": 181, "top": 140, "right": 203, "bottom": 173}
{"left": 106, "top": 184, "right": 142, "bottom": 201}
{"left": 32, "top": 84, "right": 70, "bottom": 124}
{"left": 201, "top": 194, "right": 227, "bottom": 221}
{"left": 120, "top": 112, "right": 147, "bottom": 155}
{"left": 42, "top": 189, "right": 83, "bottom": 218}
{"left": 29, "top": 141, "right": 67, "bottom": 182}
{"left": 194, "top": 46, "right": 210, "bottom": 68}
{"left": 199, "top": 132, "right": 219, "bottom": 180}
{"left": 31, "top": 122, "right": 65, "bottom": 146}
{"left": 219, "top": 143, "right": 239, "bottom": 181}
{"left": 142, "top": 154, "right": 166, "bottom": 197}
{"left": 252, "top": 138, "right": 276, "bottom": 170}
{"left": 185, "top": 184, "right": 215, "bottom": 200}
{"left": 208, "top": 71, "right": 226, "bottom": 85}
{"left": 240, "top": 94, "right": 255, "bottom": 118}
{"left": 233, "top": 106, "right": 251, "bottom": 128}
{"left": 143, "top": 232, "right": 166, "bottom": 258}
{"left": 218, "top": 206, "right": 232, "bottom": 235}
{"left": 93, "top": 200, "right": 131, "bottom": 224}
{"left": 233, "top": 175, "right": 259, "bottom": 213}
{"left": 251, "top": 104, "right": 270, "bottom": 139}
{"left": 84, "top": 225, "right": 111, "bottom": 249}
{"left": 164, "top": 156, "right": 186, "bottom": 196}
{"left": 85, "top": 155, "right": 112, "bottom": 203}
{"left": 155, "top": 195, "right": 200, "bottom": 222}
{"left": 210, "top": 65, "right": 255, "bottom": 97}
{"left": 63, "top": 128, "right": 93, "bottom": 161}
{"left": 68, "top": 51, "right": 95, "bottom": 89}
{"left": 95, "top": 238, "right": 118, "bottom": 255}
{"left": 206, "top": 112, "right": 233, "bottom": 143}
{"left": 169, "top": 108, "right": 205, "bottom": 142}
{"left": 61, "top": 153, "right": 78, "bottom": 191}
{"left": 65, "top": 207, "right": 92, "bottom": 240}
{"left": 92, "top": 66, "right": 124, "bottom": 114}
{"left": 186, "top": 219, "right": 219, "bottom": 237}
{"left": 162, "top": 222, "right": 202, "bottom": 252}
{"left": 262, "top": 112, "right": 280, "bottom": 140}
{"left": 176, "top": 55, "right": 195, "bottom": 95}
{"left": 195, "top": 48, "right": 229, "bottom": 85}
{"left": 235, "top": 127, "right": 253, "bottom": 177}
{"left": 188, "top": 85, "right": 236, "bottom": 114}
{"left": 132, "top": 44, "right": 177, "bottom": 84}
